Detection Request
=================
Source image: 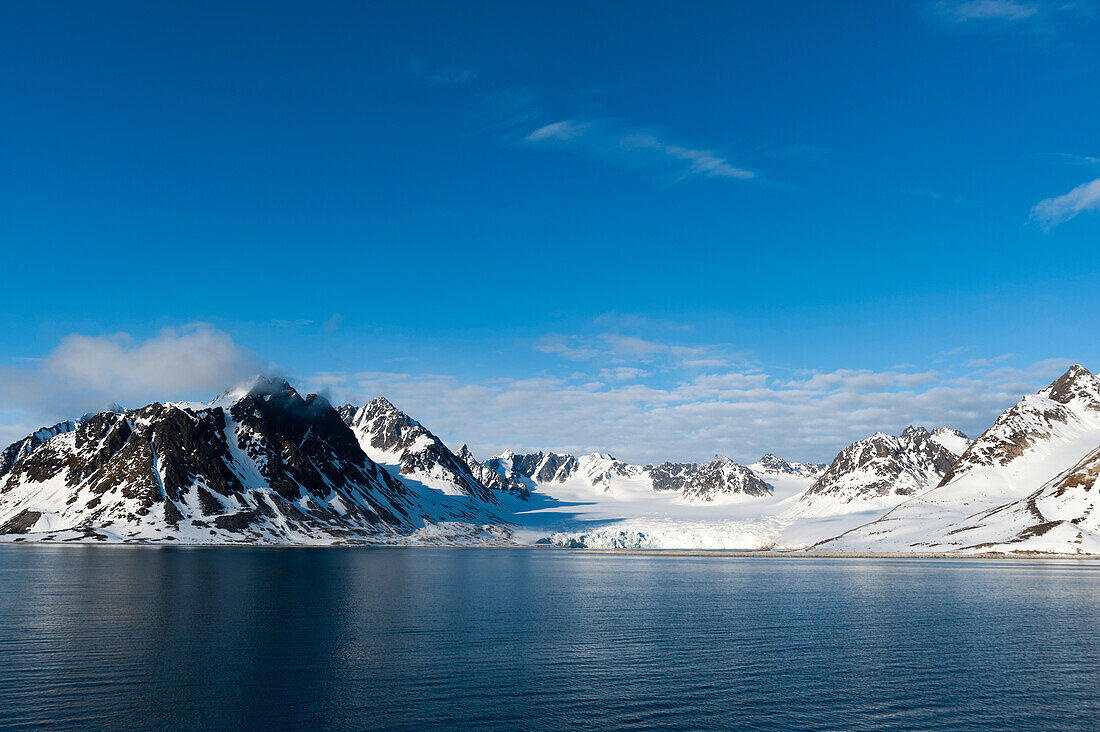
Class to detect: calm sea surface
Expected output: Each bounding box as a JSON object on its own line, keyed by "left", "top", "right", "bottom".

{"left": 1, "top": 547, "right": 1099, "bottom": 731}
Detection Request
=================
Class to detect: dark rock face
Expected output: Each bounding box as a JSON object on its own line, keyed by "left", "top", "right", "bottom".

{"left": 647, "top": 462, "right": 698, "bottom": 492}
{"left": 527, "top": 453, "right": 579, "bottom": 483}
{"left": 339, "top": 398, "right": 498, "bottom": 503}
{"left": 1047, "top": 446, "right": 1100, "bottom": 497}
{"left": 1046, "top": 364, "right": 1100, "bottom": 410}
{"left": 232, "top": 383, "right": 405, "bottom": 515}
{"left": 0, "top": 509, "right": 42, "bottom": 534}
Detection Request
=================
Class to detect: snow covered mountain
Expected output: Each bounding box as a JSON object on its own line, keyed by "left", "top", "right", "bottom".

{"left": 817, "top": 365, "right": 1100, "bottom": 553}
{"left": 649, "top": 457, "right": 773, "bottom": 500}
{"left": 337, "top": 398, "right": 497, "bottom": 503}
{"left": 456, "top": 445, "right": 531, "bottom": 499}
{"left": 749, "top": 453, "right": 826, "bottom": 479}
{"left": 0, "top": 378, "right": 506, "bottom": 543}
{"left": 793, "top": 426, "right": 970, "bottom": 517}
{"left": 481, "top": 450, "right": 773, "bottom": 502}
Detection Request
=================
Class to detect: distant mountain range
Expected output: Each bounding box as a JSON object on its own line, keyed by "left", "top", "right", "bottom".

{"left": 468, "top": 450, "right": 775, "bottom": 501}
{"left": 2, "top": 365, "right": 1100, "bottom": 554}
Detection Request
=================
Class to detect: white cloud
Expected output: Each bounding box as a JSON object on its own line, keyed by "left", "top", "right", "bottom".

{"left": 0, "top": 324, "right": 267, "bottom": 424}
{"left": 934, "top": 0, "right": 1039, "bottom": 22}
{"left": 1031, "top": 178, "right": 1100, "bottom": 229}
{"left": 307, "top": 357, "right": 1073, "bottom": 465}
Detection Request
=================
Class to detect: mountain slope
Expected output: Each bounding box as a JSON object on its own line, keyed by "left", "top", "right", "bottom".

{"left": 817, "top": 365, "right": 1100, "bottom": 553}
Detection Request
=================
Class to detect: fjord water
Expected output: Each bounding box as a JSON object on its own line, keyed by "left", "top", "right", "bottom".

{"left": 1, "top": 548, "right": 1099, "bottom": 731}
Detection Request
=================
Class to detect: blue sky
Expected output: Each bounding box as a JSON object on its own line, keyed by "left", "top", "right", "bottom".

{"left": 2, "top": 0, "right": 1099, "bottom": 462}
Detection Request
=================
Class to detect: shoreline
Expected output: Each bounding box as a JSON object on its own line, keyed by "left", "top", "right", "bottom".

{"left": 573, "top": 549, "right": 1100, "bottom": 559}
{"left": 1, "top": 541, "right": 1098, "bottom": 559}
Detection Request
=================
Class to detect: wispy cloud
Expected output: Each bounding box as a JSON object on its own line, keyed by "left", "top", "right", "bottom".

{"left": 466, "top": 88, "right": 545, "bottom": 137}
{"left": 1044, "top": 152, "right": 1100, "bottom": 166}
{"left": 932, "top": 0, "right": 1040, "bottom": 23}
{"left": 924, "top": 0, "right": 1095, "bottom": 37}
{"left": 1031, "top": 177, "right": 1100, "bottom": 229}
{"left": 526, "top": 120, "right": 590, "bottom": 142}
{"left": 467, "top": 88, "right": 758, "bottom": 184}
{"left": 619, "top": 132, "right": 755, "bottom": 180}
{"left": 525, "top": 118, "right": 756, "bottom": 182}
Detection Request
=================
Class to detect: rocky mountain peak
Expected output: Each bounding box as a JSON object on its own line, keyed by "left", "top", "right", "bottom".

{"left": 1044, "top": 364, "right": 1100, "bottom": 409}
{"left": 340, "top": 397, "right": 496, "bottom": 503}
{"left": 365, "top": 395, "right": 410, "bottom": 418}
{"left": 211, "top": 375, "right": 299, "bottom": 408}
{"left": 755, "top": 453, "right": 797, "bottom": 474}
{"left": 679, "top": 458, "right": 772, "bottom": 502}
{"left": 798, "top": 425, "right": 969, "bottom": 512}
